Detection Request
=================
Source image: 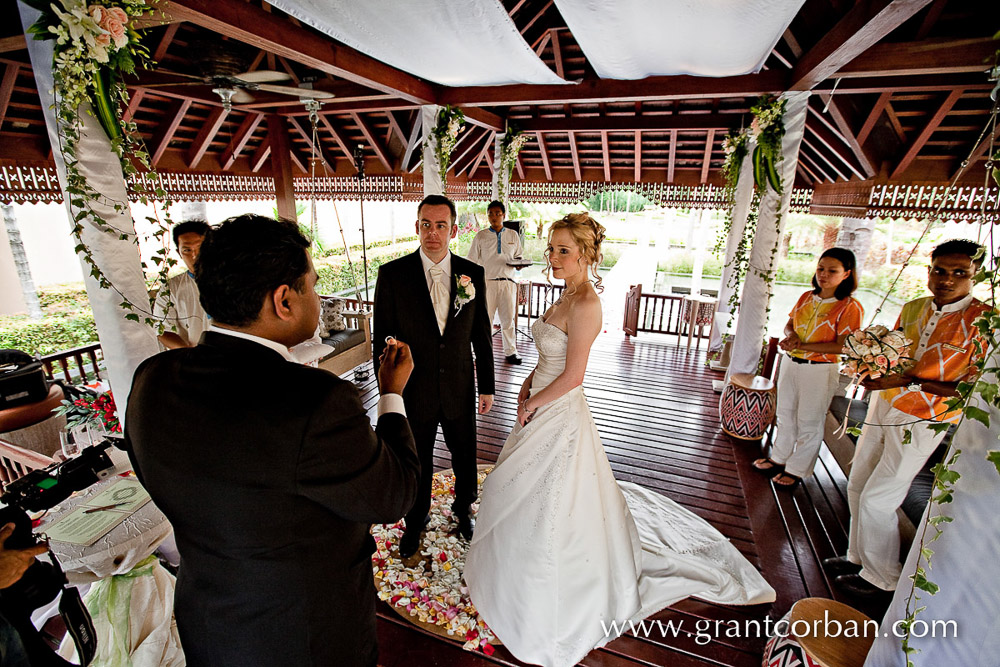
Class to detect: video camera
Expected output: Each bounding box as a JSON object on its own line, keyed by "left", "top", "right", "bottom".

{"left": 0, "top": 439, "right": 129, "bottom": 666}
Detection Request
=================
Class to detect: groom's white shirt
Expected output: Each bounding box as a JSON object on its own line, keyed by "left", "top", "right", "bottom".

{"left": 419, "top": 247, "right": 452, "bottom": 292}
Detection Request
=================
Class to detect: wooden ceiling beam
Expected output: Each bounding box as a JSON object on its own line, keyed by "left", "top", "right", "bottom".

{"left": 857, "top": 91, "right": 892, "bottom": 146}
{"left": 468, "top": 132, "right": 495, "bottom": 177}
{"left": 0, "top": 36, "right": 27, "bottom": 54}
{"left": 384, "top": 111, "right": 407, "bottom": 145}
{"left": 567, "top": 131, "right": 581, "bottom": 181}
{"left": 520, "top": 113, "right": 736, "bottom": 133}
{"left": 890, "top": 88, "right": 963, "bottom": 179}
{"left": 600, "top": 131, "right": 610, "bottom": 181}
{"left": 954, "top": 124, "right": 1000, "bottom": 179}
{"left": 250, "top": 137, "right": 270, "bottom": 172}
{"left": 834, "top": 37, "right": 999, "bottom": 79}
{"left": 667, "top": 129, "right": 677, "bottom": 183}
{"left": 123, "top": 89, "right": 146, "bottom": 123}
{"left": 450, "top": 127, "right": 487, "bottom": 174}
{"left": 801, "top": 135, "right": 849, "bottom": 181}
{"left": 350, "top": 112, "right": 392, "bottom": 172}
{"left": 152, "top": 23, "right": 180, "bottom": 62}
{"left": 461, "top": 107, "right": 504, "bottom": 132}
{"left": 885, "top": 104, "right": 907, "bottom": 143}
{"left": 813, "top": 73, "right": 991, "bottom": 96}
{"left": 438, "top": 70, "right": 786, "bottom": 107}
{"left": 520, "top": 0, "right": 555, "bottom": 37}
{"left": 551, "top": 29, "right": 565, "bottom": 79}
{"left": 164, "top": 0, "right": 436, "bottom": 104}
{"left": 515, "top": 153, "right": 524, "bottom": 180}
{"left": 634, "top": 131, "right": 641, "bottom": 182}
{"left": 537, "top": 132, "right": 553, "bottom": 181}
{"left": 186, "top": 107, "right": 229, "bottom": 168}
{"left": 150, "top": 98, "right": 192, "bottom": 167}
{"left": 915, "top": 0, "right": 948, "bottom": 39}
{"left": 287, "top": 115, "right": 335, "bottom": 171}
{"left": 318, "top": 114, "right": 359, "bottom": 166}
{"left": 789, "top": 0, "right": 934, "bottom": 91}
{"left": 700, "top": 129, "right": 715, "bottom": 184}
{"left": 797, "top": 159, "right": 822, "bottom": 185}
{"left": 814, "top": 96, "right": 876, "bottom": 177}
{"left": 805, "top": 111, "right": 867, "bottom": 179}
{"left": 0, "top": 64, "right": 19, "bottom": 130}
{"left": 799, "top": 147, "right": 836, "bottom": 183}
{"left": 220, "top": 112, "right": 264, "bottom": 170}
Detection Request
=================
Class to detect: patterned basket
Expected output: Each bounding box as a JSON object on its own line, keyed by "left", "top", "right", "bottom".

{"left": 719, "top": 373, "right": 776, "bottom": 440}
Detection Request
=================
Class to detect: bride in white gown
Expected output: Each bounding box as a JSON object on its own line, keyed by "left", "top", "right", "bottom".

{"left": 464, "top": 213, "right": 775, "bottom": 667}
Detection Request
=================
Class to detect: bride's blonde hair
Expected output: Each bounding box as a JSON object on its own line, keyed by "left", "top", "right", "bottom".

{"left": 544, "top": 212, "right": 606, "bottom": 293}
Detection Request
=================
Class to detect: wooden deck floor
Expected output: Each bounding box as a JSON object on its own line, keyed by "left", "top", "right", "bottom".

{"left": 355, "top": 329, "right": 889, "bottom": 666}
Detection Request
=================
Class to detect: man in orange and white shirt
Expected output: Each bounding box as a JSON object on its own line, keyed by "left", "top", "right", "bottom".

{"left": 828, "top": 239, "right": 990, "bottom": 597}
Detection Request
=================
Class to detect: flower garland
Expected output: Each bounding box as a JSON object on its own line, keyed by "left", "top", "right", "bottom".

{"left": 372, "top": 468, "right": 497, "bottom": 654}
{"left": 496, "top": 125, "right": 530, "bottom": 204}
{"left": 431, "top": 105, "right": 466, "bottom": 187}
{"left": 26, "top": 0, "right": 178, "bottom": 331}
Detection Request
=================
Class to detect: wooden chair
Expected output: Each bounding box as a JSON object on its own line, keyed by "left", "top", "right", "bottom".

{"left": 0, "top": 439, "right": 56, "bottom": 491}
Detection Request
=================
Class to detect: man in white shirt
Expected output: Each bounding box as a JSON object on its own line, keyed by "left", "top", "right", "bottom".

{"left": 467, "top": 200, "right": 523, "bottom": 364}
{"left": 154, "top": 220, "right": 210, "bottom": 349}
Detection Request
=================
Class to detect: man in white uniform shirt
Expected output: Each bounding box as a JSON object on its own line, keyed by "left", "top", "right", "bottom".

{"left": 467, "top": 200, "right": 523, "bottom": 364}
{"left": 154, "top": 220, "right": 210, "bottom": 349}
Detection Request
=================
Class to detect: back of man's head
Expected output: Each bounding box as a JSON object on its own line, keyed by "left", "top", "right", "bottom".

{"left": 196, "top": 214, "right": 310, "bottom": 327}
{"left": 172, "top": 219, "right": 211, "bottom": 246}
{"left": 932, "top": 239, "right": 985, "bottom": 268}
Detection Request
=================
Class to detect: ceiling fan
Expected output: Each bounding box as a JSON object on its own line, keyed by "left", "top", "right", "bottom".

{"left": 142, "top": 43, "right": 335, "bottom": 110}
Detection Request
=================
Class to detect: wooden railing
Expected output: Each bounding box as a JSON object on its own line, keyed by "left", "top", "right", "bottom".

{"left": 518, "top": 282, "right": 564, "bottom": 320}
{"left": 634, "top": 292, "right": 688, "bottom": 336}
{"left": 39, "top": 343, "right": 104, "bottom": 384}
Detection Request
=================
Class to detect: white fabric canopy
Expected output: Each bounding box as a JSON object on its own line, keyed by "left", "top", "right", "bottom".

{"left": 266, "top": 0, "right": 567, "bottom": 86}
{"left": 554, "top": 0, "right": 805, "bottom": 79}
{"left": 727, "top": 91, "right": 810, "bottom": 378}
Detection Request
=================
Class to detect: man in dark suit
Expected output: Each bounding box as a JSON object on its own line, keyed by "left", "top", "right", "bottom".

{"left": 124, "top": 214, "right": 419, "bottom": 667}
{"left": 374, "top": 194, "right": 495, "bottom": 559}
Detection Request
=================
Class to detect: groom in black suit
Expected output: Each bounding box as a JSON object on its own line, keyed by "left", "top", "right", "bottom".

{"left": 374, "top": 194, "right": 495, "bottom": 558}
{"left": 124, "top": 214, "right": 419, "bottom": 667}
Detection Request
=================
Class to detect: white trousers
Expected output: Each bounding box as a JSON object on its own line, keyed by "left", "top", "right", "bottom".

{"left": 486, "top": 279, "right": 517, "bottom": 356}
{"left": 846, "top": 395, "right": 947, "bottom": 591}
{"left": 771, "top": 360, "right": 841, "bottom": 478}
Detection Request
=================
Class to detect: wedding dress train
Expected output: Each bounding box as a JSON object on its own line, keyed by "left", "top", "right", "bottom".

{"left": 465, "top": 319, "right": 775, "bottom": 667}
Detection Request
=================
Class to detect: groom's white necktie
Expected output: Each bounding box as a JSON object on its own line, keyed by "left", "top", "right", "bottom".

{"left": 428, "top": 265, "right": 449, "bottom": 334}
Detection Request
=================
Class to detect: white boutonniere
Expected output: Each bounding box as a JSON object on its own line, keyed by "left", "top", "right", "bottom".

{"left": 454, "top": 275, "right": 475, "bottom": 313}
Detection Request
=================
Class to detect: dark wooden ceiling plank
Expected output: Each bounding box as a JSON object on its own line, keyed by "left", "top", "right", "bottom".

{"left": 668, "top": 129, "right": 677, "bottom": 183}
{"left": 351, "top": 112, "right": 393, "bottom": 171}
{"left": 537, "top": 131, "right": 553, "bottom": 180}
{"left": 890, "top": 88, "right": 963, "bottom": 178}
{"left": 461, "top": 107, "right": 505, "bottom": 132}
{"left": 802, "top": 135, "right": 849, "bottom": 181}
{"left": 0, "top": 64, "right": 19, "bottom": 130}
{"left": 450, "top": 127, "right": 487, "bottom": 174}
{"left": 700, "top": 129, "right": 715, "bottom": 184}
{"left": 165, "top": 0, "right": 435, "bottom": 104}
{"left": 520, "top": 113, "right": 736, "bottom": 133}
{"left": 317, "top": 114, "right": 356, "bottom": 165}
{"left": 885, "top": 103, "right": 907, "bottom": 143}
{"left": 789, "top": 0, "right": 934, "bottom": 91}
{"left": 834, "top": 37, "right": 999, "bottom": 79}
{"left": 0, "top": 36, "right": 27, "bottom": 54}
{"left": 287, "top": 115, "right": 336, "bottom": 171}
{"left": 805, "top": 111, "right": 867, "bottom": 179}
{"left": 185, "top": 106, "right": 230, "bottom": 168}
{"left": 857, "top": 91, "right": 893, "bottom": 146}
{"left": 799, "top": 146, "right": 836, "bottom": 182}
{"left": 815, "top": 96, "right": 877, "bottom": 177}
{"left": 438, "top": 70, "right": 786, "bottom": 107}
{"left": 151, "top": 98, "right": 193, "bottom": 167}
{"left": 385, "top": 111, "right": 407, "bottom": 145}
{"left": 568, "top": 131, "right": 582, "bottom": 181}
{"left": 815, "top": 73, "right": 990, "bottom": 96}
{"left": 915, "top": 0, "right": 949, "bottom": 39}
{"left": 220, "top": 112, "right": 264, "bottom": 169}
{"left": 153, "top": 23, "right": 181, "bottom": 62}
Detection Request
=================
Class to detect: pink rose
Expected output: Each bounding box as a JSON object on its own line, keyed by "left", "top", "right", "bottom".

{"left": 103, "top": 17, "right": 127, "bottom": 47}
{"left": 95, "top": 32, "right": 111, "bottom": 47}
{"left": 875, "top": 355, "right": 888, "bottom": 368}
{"left": 459, "top": 275, "right": 471, "bottom": 287}
{"left": 107, "top": 6, "right": 128, "bottom": 24}
{"left": 88, "top": 5, "right": 104, "bottom": 22}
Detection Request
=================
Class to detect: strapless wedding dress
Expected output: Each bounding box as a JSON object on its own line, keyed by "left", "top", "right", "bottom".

{"left": 465, "top": 319, "right": 775, "bottom": 667}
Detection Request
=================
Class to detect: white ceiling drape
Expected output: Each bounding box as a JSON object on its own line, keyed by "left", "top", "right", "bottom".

{"left": 266, "top": 0, "right": 568, "bottom": 86}
{"left": 553, "top": 0, "right": 806, "bottom": 79}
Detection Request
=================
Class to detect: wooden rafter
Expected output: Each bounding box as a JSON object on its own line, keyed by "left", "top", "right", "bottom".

{"left": 634, "top": 131, "right": 641, "bottom": 182}
{"left": 0, "top": 64, "right": 19, "bottom": 130}
{"left": 520, "top": 0, "right": 555, "bottom": 37}
{"left": 857, "top": 91, "right": 893, "bottom": 146}
{"left": 601, "top": 131, "right": 610, "bottom": 181}
{"left": 667, "top": 129, "right": 677, "bottom": 183}
{"left": 220, "top": 112, "right": 264, "bottom": 169}
{"left": 890, "top": 88, "right": 963, "bottom": 178}
{"left": 520, "top": 114, "right": 735, "bottom": 133}
{"left": 450, "top": 128, "right": 487, "bottom": 174}
{"left": 268, "top": 114, "right": 296, "bottom": 218}
{"left": 537, "top": 131, "right": 553, "bottom": 180}
{"left": 915, "top": 0, "right": 949, "bottom": 39}
{"left": 567, "top": 131, "right": 581, "bottom": 181}
{"left": 186, "top": 107, "right": 229, "bottom": 168}
{"left": 460, "top": 107, "right": 505, "bottom": 132}
{"left": 385, "top": 111, "right": 407, "bottom": 145}
{"left": 815, "top": 96, "right": 876, "bottom": 177}
{"left": 317, "top": 114, "right": 356, "bottom": 165}
{"left": 789, "top": 0, "right": 934, "bottom": 91}
{"left": 468, "top": 132, "right": 495, "bottom": 177}
{"left": 165, "top": 0, "right": 435, "bottom": 104}
{"left": 955, "top": 124, "right": 1000, "bottom": 179}
{"left": 287, "top": 115, "right": 335, "bottom": 171}
{"left": 250, "top": 137, "right": 270, "bottom": 172}
{"left": 885, "top": 104, "right": 907, "bottom": 143}
{"left": 834, "top": 38, "right": 999, "bottom": 79}
{"left": 439, "top": 71, "right": 786, "bottom": 107}
{"left": 700, "top": 129, "right": 715, "bottom": 183}
{"left": 515, "top": 153, "right": 524, "bottom": 180}
{"left": 534, "top": 31, "right": 552, "bottom": 56}
{"left": 801, "top": 135, "right": 848, "bottom": 181}
{"left": 153, "top": 23, "right": 180, "bottom": 62}
{"left": 123, "top": 89, "right": 146, "bottom": 123}
{"left": 798, "top": 159, "right": 822, "bottom": 184}
{"left": 351, "top": 112, "right": 393, "bottom": 171}
{"left": 551, "top": 29, "right": 565, "bottom": 79}
{"left": 805, "top": 113, "right": 866, "bottom": 179}
{"left": 0, "top": 36, "right": 27, "bottom": 54}
{"left": 150, "top": 98, "right": 192, "bottom": 167}
{"left": 799, "top": 146, "right": 836, "bottom": 182}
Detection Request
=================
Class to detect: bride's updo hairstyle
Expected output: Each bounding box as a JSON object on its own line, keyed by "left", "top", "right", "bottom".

{"left": 544, "top": 212, "right": 606, "bottom": 293}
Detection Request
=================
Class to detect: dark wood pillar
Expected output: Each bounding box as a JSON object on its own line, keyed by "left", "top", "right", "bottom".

{"left": 267, "top": 114, "right": 296, "bottom": 221}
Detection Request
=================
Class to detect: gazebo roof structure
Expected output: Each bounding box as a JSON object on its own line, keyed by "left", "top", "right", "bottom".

{"left": 1, "top": 0, "right": 998, "bottom": 218}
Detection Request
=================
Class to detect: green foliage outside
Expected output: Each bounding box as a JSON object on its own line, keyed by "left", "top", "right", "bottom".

{"left": 0, "top": 284, "right": 97, "bottom": 356}
{"left": 583, "top": 190, "right": 652, "bottom": 213}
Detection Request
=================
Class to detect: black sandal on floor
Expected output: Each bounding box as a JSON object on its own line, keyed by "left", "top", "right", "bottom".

{"left": 752, "top": 458, "right": 785, "bottom": 477}
{"left": 773, "top": 472, "right": 801, "bottom": 489}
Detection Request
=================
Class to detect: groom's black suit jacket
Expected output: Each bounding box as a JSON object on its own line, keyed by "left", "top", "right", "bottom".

{"left": 373, "top": 251, "right": 495, "bottom": 417}
{"left": 123, "top": 332, "right": 419, "bottom": 667}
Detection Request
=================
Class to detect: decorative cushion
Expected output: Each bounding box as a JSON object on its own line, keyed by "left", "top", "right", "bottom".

{"left": 319, "top": 298, "right": 348, "bottom": 337}
{"left": 320, "top": 328, "right": 366, "bottom": 355}
{"left": 762, "top": 608, "right": 822, "bottom": 667}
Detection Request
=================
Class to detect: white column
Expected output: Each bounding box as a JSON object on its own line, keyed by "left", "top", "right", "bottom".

{"left": 727, "top": 91, "right": 811, "bottom": 378}
{"left": 491, "top": 132, "right": 507, "bottom": 204}
{"left": 709, "top": 141, "right": 756, "bottom": 350}
{"left": 19, "top": 3, "right": 160, "bottom": 412}
{"left": 690, "top": 209, "right": 706, "bottom": 296}
{"left": 421, "top": 105, "right": 443, "bottom": 196}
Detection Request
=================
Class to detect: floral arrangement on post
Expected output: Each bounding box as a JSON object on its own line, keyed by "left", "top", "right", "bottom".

{"left": 431, "top": 105, "right": 466, "bottom": 187}
{"left": 52, "top": 389, "right": 121, "bottom": 434}
{"left": 25, "top": 0, "right": 178, "bottom": 330}
{"left": 496, "top": 125, "right": 530, "bottom": 204}
{"left": 748, "top": 94, "right": 787, "bottom": 194}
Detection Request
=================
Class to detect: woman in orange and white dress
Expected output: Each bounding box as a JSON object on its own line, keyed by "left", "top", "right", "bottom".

{"left": 753, "top": 248, "right": 863, "bottom": 488}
